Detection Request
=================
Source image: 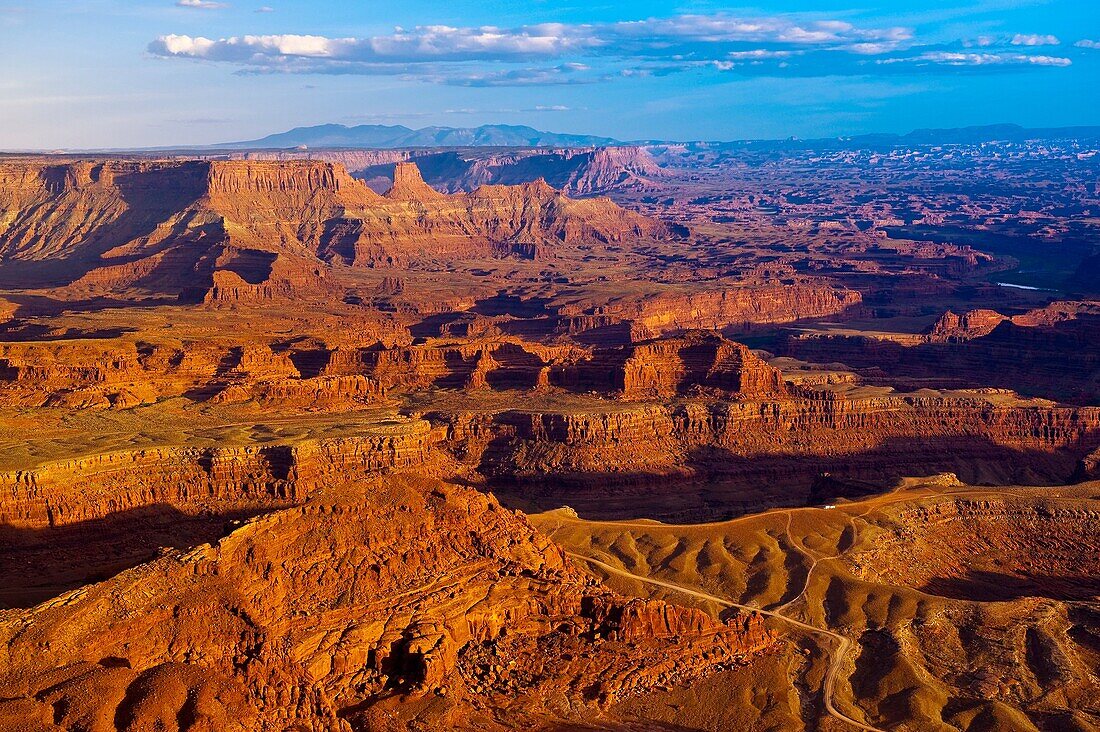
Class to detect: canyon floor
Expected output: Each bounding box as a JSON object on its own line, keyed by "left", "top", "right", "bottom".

{"left": 0, "top": 142, "right": 1098, "bottom": 731}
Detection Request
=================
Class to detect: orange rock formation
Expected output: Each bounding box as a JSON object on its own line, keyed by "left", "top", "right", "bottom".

{"left": 2, "top": 146, "right": 1098, "bottom": 731}
{"left": 0, "top": 475, "right": 774, "bottom": 731}
{"left": 0, "top": 160, "right": 668, "bottom": 300}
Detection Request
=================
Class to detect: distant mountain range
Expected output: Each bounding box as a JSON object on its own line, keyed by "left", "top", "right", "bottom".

{"left": 217, "top": 124, "right": 621, "bottom": 150}
{"left": 209, "top": 122, "right": 1100, "bottom": 152}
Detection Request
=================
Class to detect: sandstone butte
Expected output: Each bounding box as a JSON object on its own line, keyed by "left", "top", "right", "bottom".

{"left": 0, "top": 153, "right": 1097, "bottom": 732}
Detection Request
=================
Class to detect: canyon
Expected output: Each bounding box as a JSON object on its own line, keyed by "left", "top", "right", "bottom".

{"left": 0, "top": 159, "right": 666, "bottom": 300}
{"left": 236, "top": 145, "right": 668, "bottom": 196}
{"left": 0, "top": 137, "right": 1097, "bottom": 731}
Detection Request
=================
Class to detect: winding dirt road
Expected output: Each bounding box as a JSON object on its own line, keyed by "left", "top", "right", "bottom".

{"left": 566, "top": 551, "right": 887, "bottom": 732}
{"left": 554, "top": 485, "right": 1053, "bottom": 731}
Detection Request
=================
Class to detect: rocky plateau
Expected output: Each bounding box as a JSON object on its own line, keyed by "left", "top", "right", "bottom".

{"left": 0, "top": 139, "right": 1097, "bottom": 731}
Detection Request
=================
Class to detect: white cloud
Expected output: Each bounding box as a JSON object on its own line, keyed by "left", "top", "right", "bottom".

{"left": 879, "top": 52, "right": 1071, "bottom": 67}
{"left": 1076, "top": 39, "right": 1100, "bottom": 49}
{"left": 150, "top": 27, "right": 592, "bottom": 64}
{"left": 156, "top": 34, "right": 217, "bottom": 55}
{"left": 845, "top": 43, "right": 900, "bottom": 55}
{"left": 148, "top": 13, "right": 910, "bottom": 68}
{"left": 177, "top": 0, "right": 229, "bottom": 8}
{"left": 146, "top": 12, "right": 1076, "bottom": 84}
{"left": 1011, "top": 33, "right": 1060, "bottom": 46}
{"left": 256, "top": 5, "right": 274, "bottom": 11}
{"left": 607, "top": 15, "right": 910, "bottom": 45}
{"left": 726, "top": 49, "right": 794, "bottom": 59}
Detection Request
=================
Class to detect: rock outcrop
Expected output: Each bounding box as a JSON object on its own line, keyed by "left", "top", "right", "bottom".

{"left": 384, "top": 161, "right": 446, "bottom": 201}
{"left": 187, "top": 333, "right": 780, "bottom": 400}
{"left": 240, "top": 145, "right": 667, "bottom": 195}
{"left": 926, "top": 301, "right": 1100, "bottom": 343}
{"left": 926, "top": 309, "right": 1008, "bottom": 342}
{"left": 785, "top": 300, "right": 1100, "bottom": 404}
{"left": 0, "top": 475, "right": 775, "bottom": 730}
{"left": 576, "top": 284, "right": 864, "bottom": 340}
{"left": 337, "top": 176, "right": 667, "bottom": 265}
{"left": 1078, "top": 446, "right": 1100, "bottom": 480}
{"left": 554, "top": 331, "right": 787, "bottom": 399}
{"left": 0, "top": 160, "right": 669, "bottom": 298}
{"left": 317, "top": 339, "right": 574, "bottom": 392}
{"left": 211, "top": 374, "right": 387, "bottom": 409}
{"left": 564, "top": 146, "right": 666, "bottom": 194}
{"left": 0, "top": 340, "right": 391, "bottom": 409}
{"left": 0, "top": 419, "right": 440, "bottom": 528}
{"left": 458, "top": 395, "right": 1100, "bottom": 517}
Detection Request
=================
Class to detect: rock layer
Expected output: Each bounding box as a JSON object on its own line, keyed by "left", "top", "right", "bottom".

{"left": 238, "top": 145, "right": 667, "bottom": 195}
{"left": 0, "top": 160, "right": 668, "bottom": 298}
{"left": 463, "top": 395, "right": 1100, "bottom": 517}
{"left": 554, "top": 330, "right": 787, "bottom": 399}
{"left": 0, "top": 475, "right": 775, "bottom": 731}
{"left": 784, "top": 300, "right": 1100, "bottom": 404}
{"left": 0, "top": 419, "right": 439, "bottom": 528}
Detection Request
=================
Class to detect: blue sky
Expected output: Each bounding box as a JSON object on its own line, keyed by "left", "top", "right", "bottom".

{"left": 1, "top": 0, "right": 1097, "bottom": 148}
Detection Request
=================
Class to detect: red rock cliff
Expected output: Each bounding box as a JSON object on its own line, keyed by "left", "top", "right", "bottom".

{"left": 0, "top": 475, "right": 775, "bottom": 730}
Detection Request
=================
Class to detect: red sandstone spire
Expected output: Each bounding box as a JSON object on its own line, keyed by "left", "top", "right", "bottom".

{"left": 384, "top": 162, "right": 444, "bottom": 201}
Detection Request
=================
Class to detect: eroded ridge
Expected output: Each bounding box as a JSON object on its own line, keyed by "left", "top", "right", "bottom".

{"left": 0, "top": 475, "right": 774, "bottom": 731}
